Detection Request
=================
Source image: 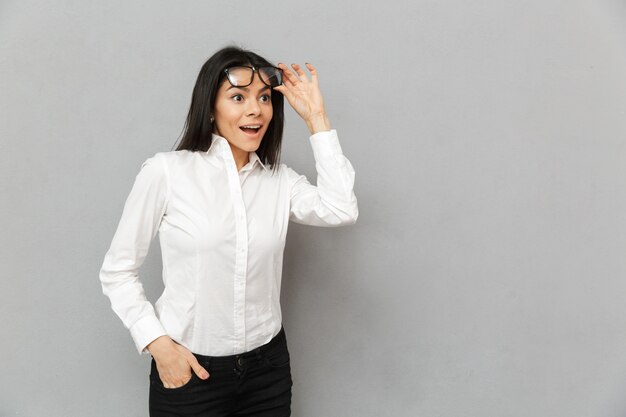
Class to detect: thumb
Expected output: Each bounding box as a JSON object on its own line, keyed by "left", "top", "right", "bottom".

{"left": 273, "top": 85, "right": 289, "bottom": 96}
{"left": 188, "top": 356, "right": 210, "bottom": 380}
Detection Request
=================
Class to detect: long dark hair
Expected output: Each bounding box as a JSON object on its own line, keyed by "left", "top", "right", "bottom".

{"left": 173, "top": 46, "right": 284, "bottom": 173}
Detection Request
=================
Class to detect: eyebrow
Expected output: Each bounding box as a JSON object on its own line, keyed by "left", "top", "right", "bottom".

{"left": 226, "top": 85, "right": 271, "bottom": 93}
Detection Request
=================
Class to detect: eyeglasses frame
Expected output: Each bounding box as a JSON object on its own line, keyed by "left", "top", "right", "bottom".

{"left": 223, "top": 65, "right": 283, "bottom": 88}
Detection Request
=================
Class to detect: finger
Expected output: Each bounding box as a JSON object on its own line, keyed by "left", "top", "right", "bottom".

{"left": 281, "top": 75, "right": 297, "bottom": 89}
{"left": 278, "top": 62, "right": 300, "bottom": 84}
{"left": 272, "top": 85, "right": 291, "bottom": 97}
{"left": 274, "top": 78, "right": 297, "bottom": 98}
{"left": 189, "top": 357, "right": 210, "bottom": 380}
{"left": 291, "top": 63, "right": 309, "bottom": 83}
{"left": 155, "top": 364, "right": 174, "bottom": 388}
{"left": 273, "top": 86, "right": 299, "bottom": 107}
{"left": 277, "top": 62, "right": 295, "bottom": 81}
{"left": 161, "top": 372, "right": 190, "bottom": 388}
{"left": 305, "top": 63, "right": 318, "bottom": 83}
{"left": 170, "top": 367, "right": 192, "bottom": 387}
{"left": 162, "top": 375, "right": 181, "bottom": 388}
{"left": 177, "top": 373, "right": 192, "bottom": 387}
{"left": 282, "top": 69, "right": 300, "bottom": 86}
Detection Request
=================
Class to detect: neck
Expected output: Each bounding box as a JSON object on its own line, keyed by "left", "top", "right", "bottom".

{"left": 230, "top": 146, "right": 249, "bottom": 172}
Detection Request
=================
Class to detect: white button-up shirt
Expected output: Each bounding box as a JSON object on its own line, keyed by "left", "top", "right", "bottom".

{"left": 99, "top": 129, "right": 358, "bottom": 356}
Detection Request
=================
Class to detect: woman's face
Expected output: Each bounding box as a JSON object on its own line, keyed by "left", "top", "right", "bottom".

{"left": 213, "top": 72, "right": 273, "bottom": 158}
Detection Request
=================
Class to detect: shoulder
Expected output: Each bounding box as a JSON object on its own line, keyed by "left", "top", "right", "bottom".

{"left": 146, "top": 150, "right": 202, "bottom": 171}
{"left": 137, "top": 150, "right": 196, "bottom": 183}
{"left": 151, "top": 149, "right": 196, "bottom": 164}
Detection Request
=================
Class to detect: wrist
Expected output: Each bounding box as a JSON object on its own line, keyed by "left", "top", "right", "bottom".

{"left": 147, "top": 335, "right": 174, "bottom": 357}
{"left": 305, "top": 113, "right": 330, "bottom": 135}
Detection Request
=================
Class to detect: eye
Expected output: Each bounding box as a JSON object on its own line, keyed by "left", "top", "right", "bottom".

{"left": 231, "top": 94, "right": 243, "bottom": 102}
{"left": 260, "top": 94, "right": 271, "bottom": 103}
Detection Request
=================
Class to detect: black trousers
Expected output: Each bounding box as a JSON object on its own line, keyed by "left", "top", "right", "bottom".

{"left": 149, "top": 328, "right": 292, "bottom": 417}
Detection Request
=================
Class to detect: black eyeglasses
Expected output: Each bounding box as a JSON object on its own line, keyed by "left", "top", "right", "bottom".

{"left": 223, "top": 65, "right": 283, "bottom": 88}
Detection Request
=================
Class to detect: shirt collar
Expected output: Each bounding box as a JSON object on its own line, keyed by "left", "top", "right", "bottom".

{"left": 248, "top": 151, "right": 268, "bottom": 172}
{"left": 207, "top": 134, "right": 268, "bottom": 172}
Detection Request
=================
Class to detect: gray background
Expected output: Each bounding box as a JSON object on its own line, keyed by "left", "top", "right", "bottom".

{"left": 2, "top": 0, "right": 626, "bottom": 416}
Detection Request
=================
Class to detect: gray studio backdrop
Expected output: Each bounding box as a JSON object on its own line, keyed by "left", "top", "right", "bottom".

{"left": 2, "top": 0, "right": 626, "bottom": 416}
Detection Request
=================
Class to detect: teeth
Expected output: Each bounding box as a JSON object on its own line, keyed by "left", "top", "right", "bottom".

{"left": 241, "top": 125, "right": 261, "bottom": 129}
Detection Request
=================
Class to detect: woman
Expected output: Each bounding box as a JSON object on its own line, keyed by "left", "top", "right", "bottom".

{"left": 99, "top": 46, "right": 358, "bottom": 417}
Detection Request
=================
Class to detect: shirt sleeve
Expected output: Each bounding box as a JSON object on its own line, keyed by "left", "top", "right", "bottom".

{"left": 287, "top": 129, "right": 359, "bottom": 226}
{"left": 99, "top": 153, "right": 170, "bottom": 355}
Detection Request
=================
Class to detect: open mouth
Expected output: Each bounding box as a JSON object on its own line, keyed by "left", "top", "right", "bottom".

{"left": 240, "top": 125, "right": 262, "bottom": 135}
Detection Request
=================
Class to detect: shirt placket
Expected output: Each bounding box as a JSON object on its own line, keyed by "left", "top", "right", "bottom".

{"left": 221, "top": 147, "right": 249, "bottom": 353}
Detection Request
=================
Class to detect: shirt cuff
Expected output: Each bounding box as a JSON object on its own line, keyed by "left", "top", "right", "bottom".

{"left": 129, "top": 314, "right": 168, "bottom": 355}
{"left": 309, "top": 129, "right": 344, "bottom": 161}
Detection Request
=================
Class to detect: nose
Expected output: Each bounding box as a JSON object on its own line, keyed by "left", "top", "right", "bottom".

{"left": 245, "top": 98, "right": 261, "bottom": 117}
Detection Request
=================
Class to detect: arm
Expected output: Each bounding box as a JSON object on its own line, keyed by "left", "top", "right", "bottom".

{"left": 287, "top": 129, "right": 358, "bottom": 226}
{"left": 274, "top": 63, "right": 358, "bottom": 226}
{"left": 99, "top": 154, "right": 210, "bottom": 386}
{"left": 98, "top": 154, "right": 170, "bottom": 355}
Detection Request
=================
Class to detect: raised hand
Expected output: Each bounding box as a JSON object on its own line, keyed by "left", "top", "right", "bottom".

{"left": 273, "top": 62, "right": 331, "bottom": 135}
